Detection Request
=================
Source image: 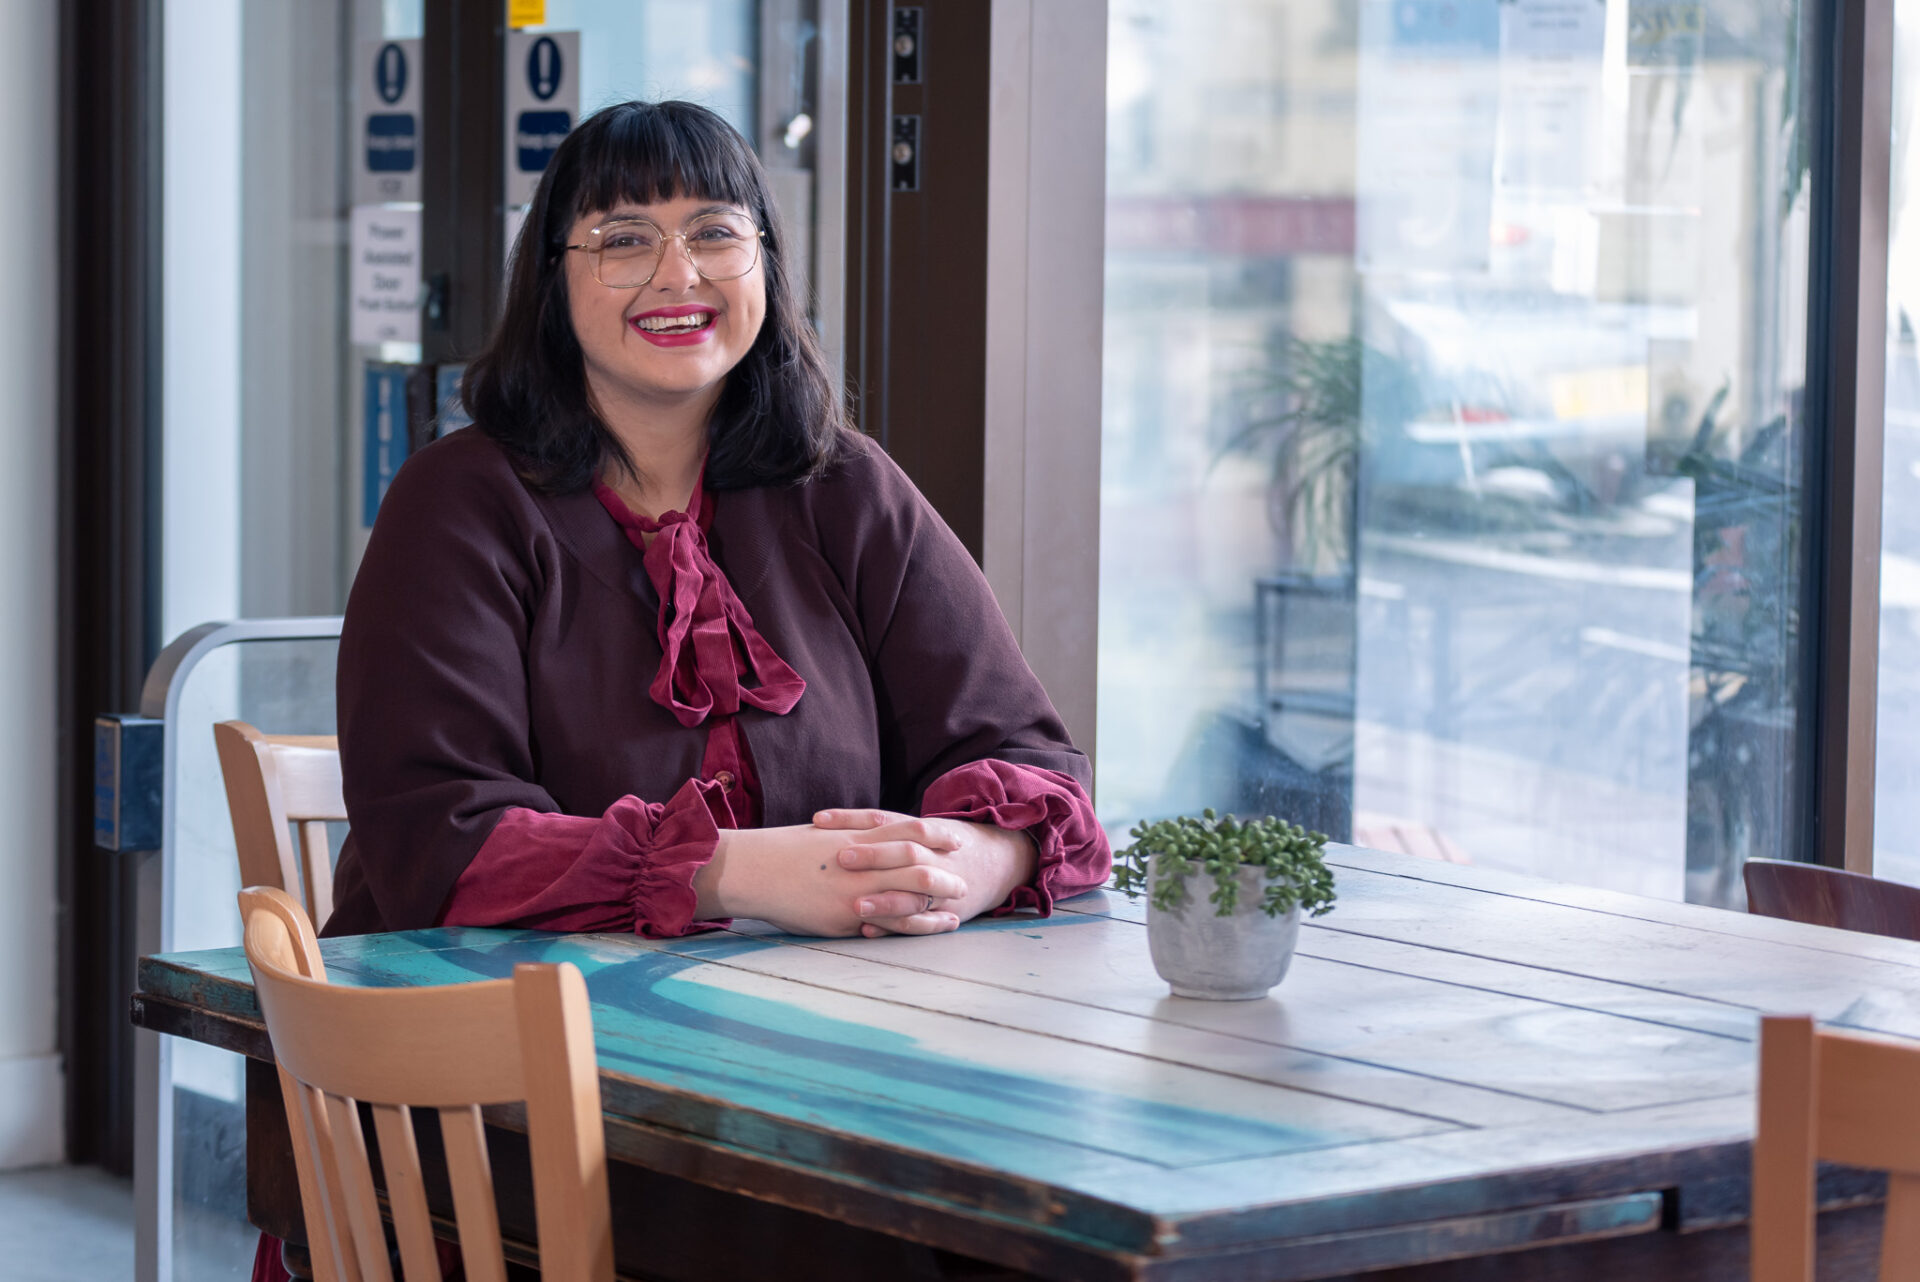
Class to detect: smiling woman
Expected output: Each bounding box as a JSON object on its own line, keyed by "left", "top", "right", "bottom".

{"left": 324, "top": 100, "right": 1112, "bottom": 956}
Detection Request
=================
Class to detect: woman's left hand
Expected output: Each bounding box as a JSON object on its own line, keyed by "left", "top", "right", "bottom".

{"left": 812, "top": 808, "right": 1038, "bottom": 937}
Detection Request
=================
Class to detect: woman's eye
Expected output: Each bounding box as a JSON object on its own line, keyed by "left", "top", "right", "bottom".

{"left": 603, "top": 231, "right": 655, "bottom": 252}
{"left": 691, "top": 225, "right": 740, "bottom": 242}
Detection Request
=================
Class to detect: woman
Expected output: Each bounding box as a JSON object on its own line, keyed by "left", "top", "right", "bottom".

{"left": 323, "top": 99, "right": 1110, "bottom": 948}
{"left": 251, "top": 98, "right": 1111, "bottom": 1282}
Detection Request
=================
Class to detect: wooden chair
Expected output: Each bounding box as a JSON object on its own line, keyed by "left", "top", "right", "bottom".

{"left": 238, "top": 886, "right": 613, "bottom": 1282}
{"left": 215, "top": 721, "right": 345, "bottom": 930}
{"left": 1754, "top": 1014, "right": 1920, "bottom": 1281}
{"left": 1744, "top": 858, "right": 1920, "bottom": 944}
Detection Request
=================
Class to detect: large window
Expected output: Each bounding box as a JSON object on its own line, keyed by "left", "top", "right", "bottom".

{"left": 1100, "top": 0, "right": 1817, "bottom": 904}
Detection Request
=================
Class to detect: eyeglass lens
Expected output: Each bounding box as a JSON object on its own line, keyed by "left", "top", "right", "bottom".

{"left": 586, "top": 214, "right": 760, "bottom": 287}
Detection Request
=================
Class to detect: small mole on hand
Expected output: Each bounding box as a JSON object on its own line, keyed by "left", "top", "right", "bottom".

{"left": 820, "top": 863, "right": 828, "bottom": 871}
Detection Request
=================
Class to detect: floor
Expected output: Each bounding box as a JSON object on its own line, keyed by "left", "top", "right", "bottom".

{"left": 1, "top": 1163, "right": 260, "bottom": 1281}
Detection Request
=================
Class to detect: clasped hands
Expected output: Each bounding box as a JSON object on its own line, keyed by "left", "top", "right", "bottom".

{"left": 694, "top": 809, "right": 1037, "bottom": 938}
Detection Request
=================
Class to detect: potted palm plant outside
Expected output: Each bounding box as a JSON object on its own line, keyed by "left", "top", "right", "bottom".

{"left": 1113, "top": 810, "right": 1337, "bottom": 999}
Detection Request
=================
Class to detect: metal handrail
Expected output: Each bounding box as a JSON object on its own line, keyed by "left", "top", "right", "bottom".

{"left": 134, "top": 617, "right": 343, "bottom": 1282}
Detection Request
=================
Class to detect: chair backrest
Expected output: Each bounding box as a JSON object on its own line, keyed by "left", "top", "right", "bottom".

{"left": 1743, "top": 858, "right": 1920, "bottom": 943}
{"left": 1753, "top": 1014, "right": 1920, "bottom": 1281}
{"left": 215, "top": 721, "right": 346, "bottom": 930}
{"left": 239, "top": 887, "right": 613, "bottom": 1282}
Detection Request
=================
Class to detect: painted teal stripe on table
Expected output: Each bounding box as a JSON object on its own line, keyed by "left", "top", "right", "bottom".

{"left": 149, "top": 920, "right": 1445, "bottom": 1187}
{"left": 325, "top": 932, "right": 1346, "bottom": 1171}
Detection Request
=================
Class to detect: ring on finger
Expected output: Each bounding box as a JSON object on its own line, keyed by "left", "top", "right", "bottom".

{"left": 923, "top": 893, "right": 937, "bottom": 914}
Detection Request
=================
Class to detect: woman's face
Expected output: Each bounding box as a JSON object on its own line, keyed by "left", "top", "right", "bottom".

{"left": 563, "top": 192, "right": 768, "bottom": 419}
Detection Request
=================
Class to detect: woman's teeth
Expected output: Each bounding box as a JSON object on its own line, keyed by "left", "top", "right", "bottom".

{"left": 634, "top": 313, "right": 714, "bottom": 333}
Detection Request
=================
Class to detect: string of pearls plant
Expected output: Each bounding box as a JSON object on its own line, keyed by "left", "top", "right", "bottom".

{"left": 1112, "top": 809, "right": 1337, "bottom": 919}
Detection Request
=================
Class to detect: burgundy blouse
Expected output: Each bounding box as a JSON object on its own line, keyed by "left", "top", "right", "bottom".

{"left": 438, "top": 478, "right": 1108, "bottom": 935}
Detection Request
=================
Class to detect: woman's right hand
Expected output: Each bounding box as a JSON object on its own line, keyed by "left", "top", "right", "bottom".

{"left": 694, "top": 822, "right": 970, "bottom": 937}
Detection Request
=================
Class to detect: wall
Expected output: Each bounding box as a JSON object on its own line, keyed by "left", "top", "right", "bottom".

{"left": 0, "top": 0, "right": 64, "bottom": 1168}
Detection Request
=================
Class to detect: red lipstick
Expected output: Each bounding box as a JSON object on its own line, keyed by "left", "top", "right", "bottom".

{"left": 629, "top": 304, "right": 718, "bottom": 347}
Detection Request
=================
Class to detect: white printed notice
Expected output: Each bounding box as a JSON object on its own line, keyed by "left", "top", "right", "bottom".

{"left": 350, "top": 204, "right": 422, "bottom": 346}
{"left": 1496, "top": 0, "right": 1608, "bottom": 201}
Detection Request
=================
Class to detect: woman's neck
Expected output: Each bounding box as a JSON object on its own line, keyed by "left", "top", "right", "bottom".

{"left": 593, "top": 381, "right": 719, "bottom": 518}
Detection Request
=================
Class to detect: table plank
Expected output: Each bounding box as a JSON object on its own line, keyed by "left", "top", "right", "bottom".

{"left": 774, "top": 913, "right": 1757, "bottom": 1115}
{"left": 1325, "top": 846, "right": 1920, "bottom": 971}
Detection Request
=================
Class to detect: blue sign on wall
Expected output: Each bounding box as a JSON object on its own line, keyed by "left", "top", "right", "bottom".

{"left": 527, "top": 36, "right": 564, "bottom": 100}
{"left": 364, "top": 363, "right": 413, "bottom": 526}
{"left": 366, "top": 113, "right": 416, "bottom": 173}
{"left": 376, "top": 41, "right": 409, "bottom": 103}
{"left": 516, "top": 110, "right": 572, "bottom": 173}
{"left": 504, "top": 29, "right": 578, "bottom": 205}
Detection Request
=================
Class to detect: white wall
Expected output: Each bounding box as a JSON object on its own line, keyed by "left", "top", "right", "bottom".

{"left": 0, "top": 0, "right": 64, "bottom": 1169}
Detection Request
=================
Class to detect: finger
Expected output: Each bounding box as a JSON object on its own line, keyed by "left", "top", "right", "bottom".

{"left": 836, "top": 838, "right": 964, "bottom": 871}
{"left": 812, "top": 807, "right": 906, "bottom": 830}
{"left": 855, "top": 890, "right": 935, "bottom": 920}
{"left": 861, "top": 912, "right": 961, "bottom": 937}
{"left": 871, "top": 864, "right": 967, "bottom": 901}
{"left": 837, "top": 818, "right": 962, "bottom": 855}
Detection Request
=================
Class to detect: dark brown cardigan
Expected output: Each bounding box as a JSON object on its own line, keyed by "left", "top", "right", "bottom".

{"left": 326, "top": 427, "right": 1090, "bottom": 935}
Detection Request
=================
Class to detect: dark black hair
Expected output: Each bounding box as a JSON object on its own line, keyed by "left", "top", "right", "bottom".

{"left": 464, "top": 99, "right": 848, "bottom": 493}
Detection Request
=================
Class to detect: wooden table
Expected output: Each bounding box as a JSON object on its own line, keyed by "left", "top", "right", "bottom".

{"left": 131, "top": 846, "right": 1920, "bottom": 1280}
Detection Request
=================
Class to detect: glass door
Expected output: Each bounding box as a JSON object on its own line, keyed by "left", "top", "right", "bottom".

{"left": 149, "top": 5, "right": 847, "bottom": 1275}
{"left": 1101, "top": 0, "right": 1818, "bottom": 904}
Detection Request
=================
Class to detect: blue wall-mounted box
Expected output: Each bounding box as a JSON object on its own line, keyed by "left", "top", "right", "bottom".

{"left": 95, "top": 715, "right": 163, "bottom": 852}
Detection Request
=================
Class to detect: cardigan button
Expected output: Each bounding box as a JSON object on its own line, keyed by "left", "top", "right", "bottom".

{"left": 712, "top": 770, "right": 736, "bottom": 791}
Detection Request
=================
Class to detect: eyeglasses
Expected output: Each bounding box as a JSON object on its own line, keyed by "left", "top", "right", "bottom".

{"left": 565, "top": 212, "right": 766, "bottom": 288}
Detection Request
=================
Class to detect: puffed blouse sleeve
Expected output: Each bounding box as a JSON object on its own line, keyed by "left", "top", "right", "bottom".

{"left": 814, "top": 439, "right": 1112, "bottom": 908}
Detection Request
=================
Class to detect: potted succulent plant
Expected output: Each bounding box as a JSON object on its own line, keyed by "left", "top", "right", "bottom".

{"left": 1113, "top": 810, "right": 1337, "bottom": 1000}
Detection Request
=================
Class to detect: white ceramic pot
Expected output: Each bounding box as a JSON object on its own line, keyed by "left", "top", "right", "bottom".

{"left": 1145, "top": 857, "right": 1302, "bottom": 1000}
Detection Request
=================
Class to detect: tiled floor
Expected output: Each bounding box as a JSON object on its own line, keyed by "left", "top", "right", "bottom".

{"left": 1, "top": 1163, "right": 260, "bottom": 1281}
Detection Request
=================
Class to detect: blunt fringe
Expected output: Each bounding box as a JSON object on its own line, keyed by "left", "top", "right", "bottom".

{"left": 463, "top": 99, "right": 848, "bottom": 493}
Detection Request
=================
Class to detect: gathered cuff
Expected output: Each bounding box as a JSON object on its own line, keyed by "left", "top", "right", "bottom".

{"left": 920, "top": 759, "right": 1112, "bottom": 917}
{"left": 621, "top": 778, "right": 733, "bottom": 939}
{"left": 439, "top": 780, "right": 730, "bottom": 937}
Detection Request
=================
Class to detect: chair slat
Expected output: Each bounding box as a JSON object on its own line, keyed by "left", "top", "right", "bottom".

{"left": 1753, "top": 1015, "right": 1818, "bottom": 1282}
{"left": 289, "top": 1074, "right": 359, "bottom": 1282}
{"left": 280, "top": 1066, "right": 351, "bottom": 1282}
{"left": 323, "top": 1092, "right": 395, "bottom": 1282}
{"left": 440, "top": 1105, "right": 509, "bottom": 1282}
{"left": 298, "top": 821, "right": 335, "bottom": 930}
{"left": 1881, "top": 1171, "right": 1920, "bottom": 1282}
{"left": 369, "top": 1103, "right": 442, "bottom": 1282}
{"left": 516, "top": 962, "right": 614, "bottom": 1282}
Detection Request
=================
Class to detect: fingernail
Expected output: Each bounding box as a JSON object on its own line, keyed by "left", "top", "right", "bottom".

{"left": 858, "top": 899, "right": 874, "bottom": 916}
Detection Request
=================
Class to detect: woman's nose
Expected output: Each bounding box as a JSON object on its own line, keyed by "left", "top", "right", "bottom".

{"left": 650, "top": 236, "right": 701, "bottom": 290}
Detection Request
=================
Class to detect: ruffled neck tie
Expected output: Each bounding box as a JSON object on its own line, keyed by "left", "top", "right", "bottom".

{"left": 593, "top": 477, "right": 806, "bottom": 728}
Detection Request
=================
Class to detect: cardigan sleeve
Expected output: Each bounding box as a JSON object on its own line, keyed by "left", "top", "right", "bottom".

{"left": 438, "top": 778, "right": 729, "bottom": 937}
{"left": 816, "top": 438, "right": 1112, "bottom": 893}
{"left": 920, "top": 759, "right": 1110, "bottom": 914}
{"left": 332, "top": 433, "right": 582, "bottom": 931}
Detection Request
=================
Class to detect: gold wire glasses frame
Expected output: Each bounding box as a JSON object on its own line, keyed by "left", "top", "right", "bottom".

{"left": 565, "top": 214, "right": 767, "bottom": 289}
